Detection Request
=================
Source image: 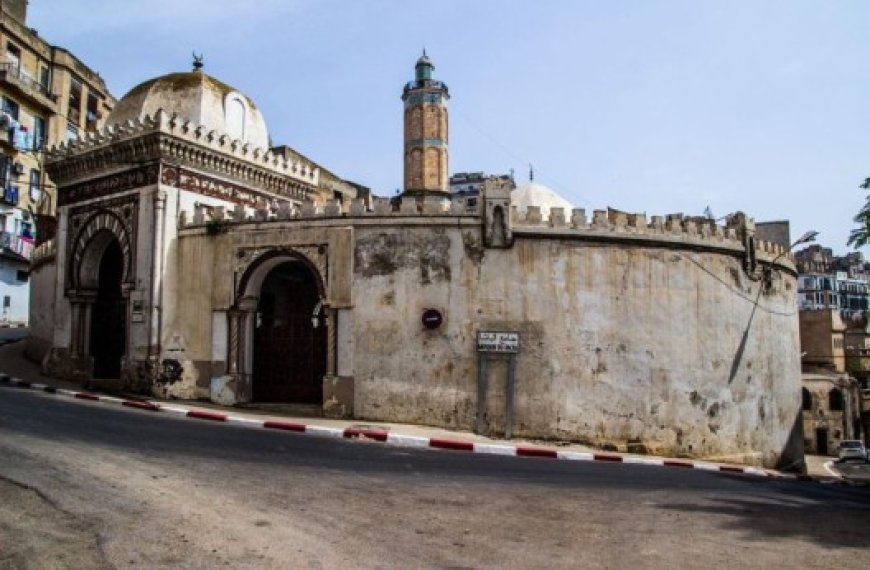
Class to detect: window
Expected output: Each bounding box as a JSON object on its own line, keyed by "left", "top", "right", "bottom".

{"left": 38, "top": 65, "right": 50, "bottom": 92}
{"left": 16, "top": 219, "right": 32, "bottom": 238}
{"left": 5, "top": 42, "right": 20, "bottom": 68}
{"left": 68, "top": 76, "right": 82, "bottom": 125}
{"left": 15, "top": 270, "right": 27, "bottom": 282}
{"left": 2, "top": 97, "right": 19, "bottom": 121}
{"left": 86, "top": 93, "right": 99, "bottom": 130}
{"left": 65, "top": 122, "right": 78, "bottom": 142}
{"left": 32, "top": 116, "right": 45, "bottom": 150}
{"left": 29, "top": 169, "right": 40, "bottom": 202}
{"left": 829, "top": 388, "right": 844, "bottom": 411}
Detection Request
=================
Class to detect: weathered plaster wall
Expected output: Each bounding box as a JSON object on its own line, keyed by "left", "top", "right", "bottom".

{"left": 157, "top": 187, "right": 238, "bottom": 399}
{"left": 350, "top": 226, "right": 801, "bottom": 467}
{"left": 164, "top": 225, "right": 225, "bottom": 398}
{"left": 24, "top": 258, "right": 56, "bottom": 362}
{"left": 167, "top": 211, "right": 800, "bottom": 467}
{"left": 168, "top": 218, "right": 355, "bottom": 399}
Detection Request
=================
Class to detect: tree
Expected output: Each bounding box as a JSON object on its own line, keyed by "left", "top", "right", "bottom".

{"left": 847, "top": 178, "right": 870, "bottom": 248}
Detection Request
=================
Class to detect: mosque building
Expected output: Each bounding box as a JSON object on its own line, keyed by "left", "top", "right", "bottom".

{"left": 28, "top": 54, "right": 804, "bottom": 468}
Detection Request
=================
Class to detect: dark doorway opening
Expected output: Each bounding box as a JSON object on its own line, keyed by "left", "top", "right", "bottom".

{"left": 252, "top": 261, "right": 326, "bottom": 403}
{"left": 90, "top": 238, "right": 125, "bottom": 379}
{"left": 815, "top": 428, "right": 828, "bottom": 456}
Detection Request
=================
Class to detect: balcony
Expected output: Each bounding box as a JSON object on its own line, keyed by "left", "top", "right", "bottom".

{"left": 0, "top": 230, "right": 34, "bottom": 261}
{"left": 0, "top": 62, "right": 59, "bottom": 113}
{"left": 403, "top": 79, "right": 449, "bottom": 94}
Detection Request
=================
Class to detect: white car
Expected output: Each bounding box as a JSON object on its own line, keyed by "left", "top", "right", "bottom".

{"left": 837, "top": 440, "right": 868, "bottom": 462}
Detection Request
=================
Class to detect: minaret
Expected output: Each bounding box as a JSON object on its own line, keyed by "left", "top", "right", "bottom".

{"left": 401, "top": 51, "right": 450, "bottom": 196}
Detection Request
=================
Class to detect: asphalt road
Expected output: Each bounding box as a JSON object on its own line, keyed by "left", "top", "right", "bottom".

{"left": 0, "top": 327, "right": 27, "bottom": 346}
{"left": 1, "top": 385, "right": 869, "bottom": 569}
{"left": 834, "top": 459, "right": 870, "bottom": 483}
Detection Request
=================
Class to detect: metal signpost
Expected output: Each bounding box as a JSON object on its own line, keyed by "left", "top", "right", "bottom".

{"left": 476, "top": 331, "right": 520, "bottom": 439}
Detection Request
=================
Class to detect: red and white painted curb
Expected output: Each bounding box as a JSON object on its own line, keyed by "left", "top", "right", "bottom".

{"left": 0, "top": 373, "right": 831, "bottom": 483}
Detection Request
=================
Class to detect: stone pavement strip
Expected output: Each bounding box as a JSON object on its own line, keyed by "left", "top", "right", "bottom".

{"left": 0, "top": 341, "right": 845, "bottom": 484}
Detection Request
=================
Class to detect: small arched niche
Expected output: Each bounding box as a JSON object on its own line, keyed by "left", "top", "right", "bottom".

{"left": 225, "top": 92, "right": 248, "bottom": 142}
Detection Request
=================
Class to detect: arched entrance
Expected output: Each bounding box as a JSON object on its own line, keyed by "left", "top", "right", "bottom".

{"left": 89, "top": 238, "right": 126, "bottom": 379}
{"left": 252, "top": 261, "right": 326, "bottom": 403}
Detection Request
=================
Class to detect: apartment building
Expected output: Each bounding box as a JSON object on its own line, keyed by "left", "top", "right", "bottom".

{"left": 0, "top": 0, "right": 114, "bottom": 323}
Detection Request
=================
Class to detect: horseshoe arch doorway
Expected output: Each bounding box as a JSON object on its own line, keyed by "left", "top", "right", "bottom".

{"left": 251, "top": 260, "right": 326, "bottom": 403}
{"left": 88, "top": 236, "right": 126, "bottom": 379}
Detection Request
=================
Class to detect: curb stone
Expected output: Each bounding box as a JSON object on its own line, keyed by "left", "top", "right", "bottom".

{"left": 0, "top": 373, "right": 839, "bottom": 483}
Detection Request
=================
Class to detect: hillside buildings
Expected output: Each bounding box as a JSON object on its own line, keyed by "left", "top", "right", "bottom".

{"left": 0, "top": 0, "right": 114, "bottom": 324}
{"left": 794, "top": 244, "right": 870, "bottom": 453}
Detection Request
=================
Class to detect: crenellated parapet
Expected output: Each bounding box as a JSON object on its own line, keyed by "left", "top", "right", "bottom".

{"left": 44, "top": 109, "right": 319, "bottom": 193}
{"left": 176, "top": 187, "right": 792, "bottom": 268}
{"left": 510, "top": 206, "right": 793, "bottom": 265}
{"left": 177, "top": 194, "right": 481, "bottom": 229}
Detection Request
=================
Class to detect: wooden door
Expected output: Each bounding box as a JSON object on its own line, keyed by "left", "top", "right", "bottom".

{"left": 252, "top": 261, "right": 326, "bottom": 403}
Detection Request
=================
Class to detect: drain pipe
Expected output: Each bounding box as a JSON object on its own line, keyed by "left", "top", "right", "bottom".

{"left": 149, "top": 190, "right": 167, "bottom": 360}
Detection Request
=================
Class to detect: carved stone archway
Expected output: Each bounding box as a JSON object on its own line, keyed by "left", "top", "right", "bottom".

{"left": 69, "top": 210, "right": 134, "bottom": 291}
{"left": 66, "top": 208, "right": 135, "bottom": 368}
{"left": 228, "top": 248, "right": 335, "bottom": 403}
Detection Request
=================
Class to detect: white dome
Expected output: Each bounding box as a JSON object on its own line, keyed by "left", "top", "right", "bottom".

{"left": 107, "top": 71, "right": 270, "bottom": 150}
{"left": 511, "top": 182, "right": 574, "bottom": 219}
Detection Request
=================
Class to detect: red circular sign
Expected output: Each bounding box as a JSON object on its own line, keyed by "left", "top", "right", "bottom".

{"left": 421, "top": 308, "right": 443, "bottom": 329}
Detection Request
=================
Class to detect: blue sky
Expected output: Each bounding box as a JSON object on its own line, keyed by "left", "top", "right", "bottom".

{"left": 29, "top": 0, "right": 870, "bottom": 254}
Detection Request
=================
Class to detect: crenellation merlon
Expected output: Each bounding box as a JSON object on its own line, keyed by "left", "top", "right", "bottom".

{"left": 571, "top": 208, "right": 587, "bottom": 229}
{"left": 549, "top": 207, "right": 566, "bottom": 228}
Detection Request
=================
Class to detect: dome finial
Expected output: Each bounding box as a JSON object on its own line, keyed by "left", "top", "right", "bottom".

{"left": 192, "top": 51, "right": 204, "bottom": 72}
{"left": 529, "top": 163, "right": 534, "bottom": 182}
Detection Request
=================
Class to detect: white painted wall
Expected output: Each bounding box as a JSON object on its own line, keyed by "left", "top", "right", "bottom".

{"left": 0, "top": 259, "right": 29, "bottom": 323}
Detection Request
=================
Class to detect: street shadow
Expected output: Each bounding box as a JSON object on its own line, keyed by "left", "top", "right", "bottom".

{"left": 660, "top": 473, "right": 870, "bottom": 549}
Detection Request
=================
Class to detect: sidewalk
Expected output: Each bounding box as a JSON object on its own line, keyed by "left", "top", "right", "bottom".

{"left": 804, "top": 454, "right": 837, "bottom": 478}
{"left": 0, "top": 341, "right": 592, "bottom": 451}
{"left": 0, "top": 340, "right": 833, "bottom": 481}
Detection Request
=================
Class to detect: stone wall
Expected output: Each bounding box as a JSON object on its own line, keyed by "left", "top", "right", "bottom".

{"left": 349, "top": 225, "right": 800, "bottom": 467}
{"left": 172, "top": 202, "right": 801, "bottom": 467}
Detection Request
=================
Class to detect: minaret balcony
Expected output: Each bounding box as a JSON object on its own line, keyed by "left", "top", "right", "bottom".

{"left": 403, "top": 79, "right": 449, "bottom": 94}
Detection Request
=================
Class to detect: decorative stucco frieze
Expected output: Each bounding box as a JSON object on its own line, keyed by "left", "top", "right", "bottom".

{"left": 57, "top": 164, "right": 159, "bottom": 207}
{"left": 160, "top": 165, "right": 305, "bottom": 209}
